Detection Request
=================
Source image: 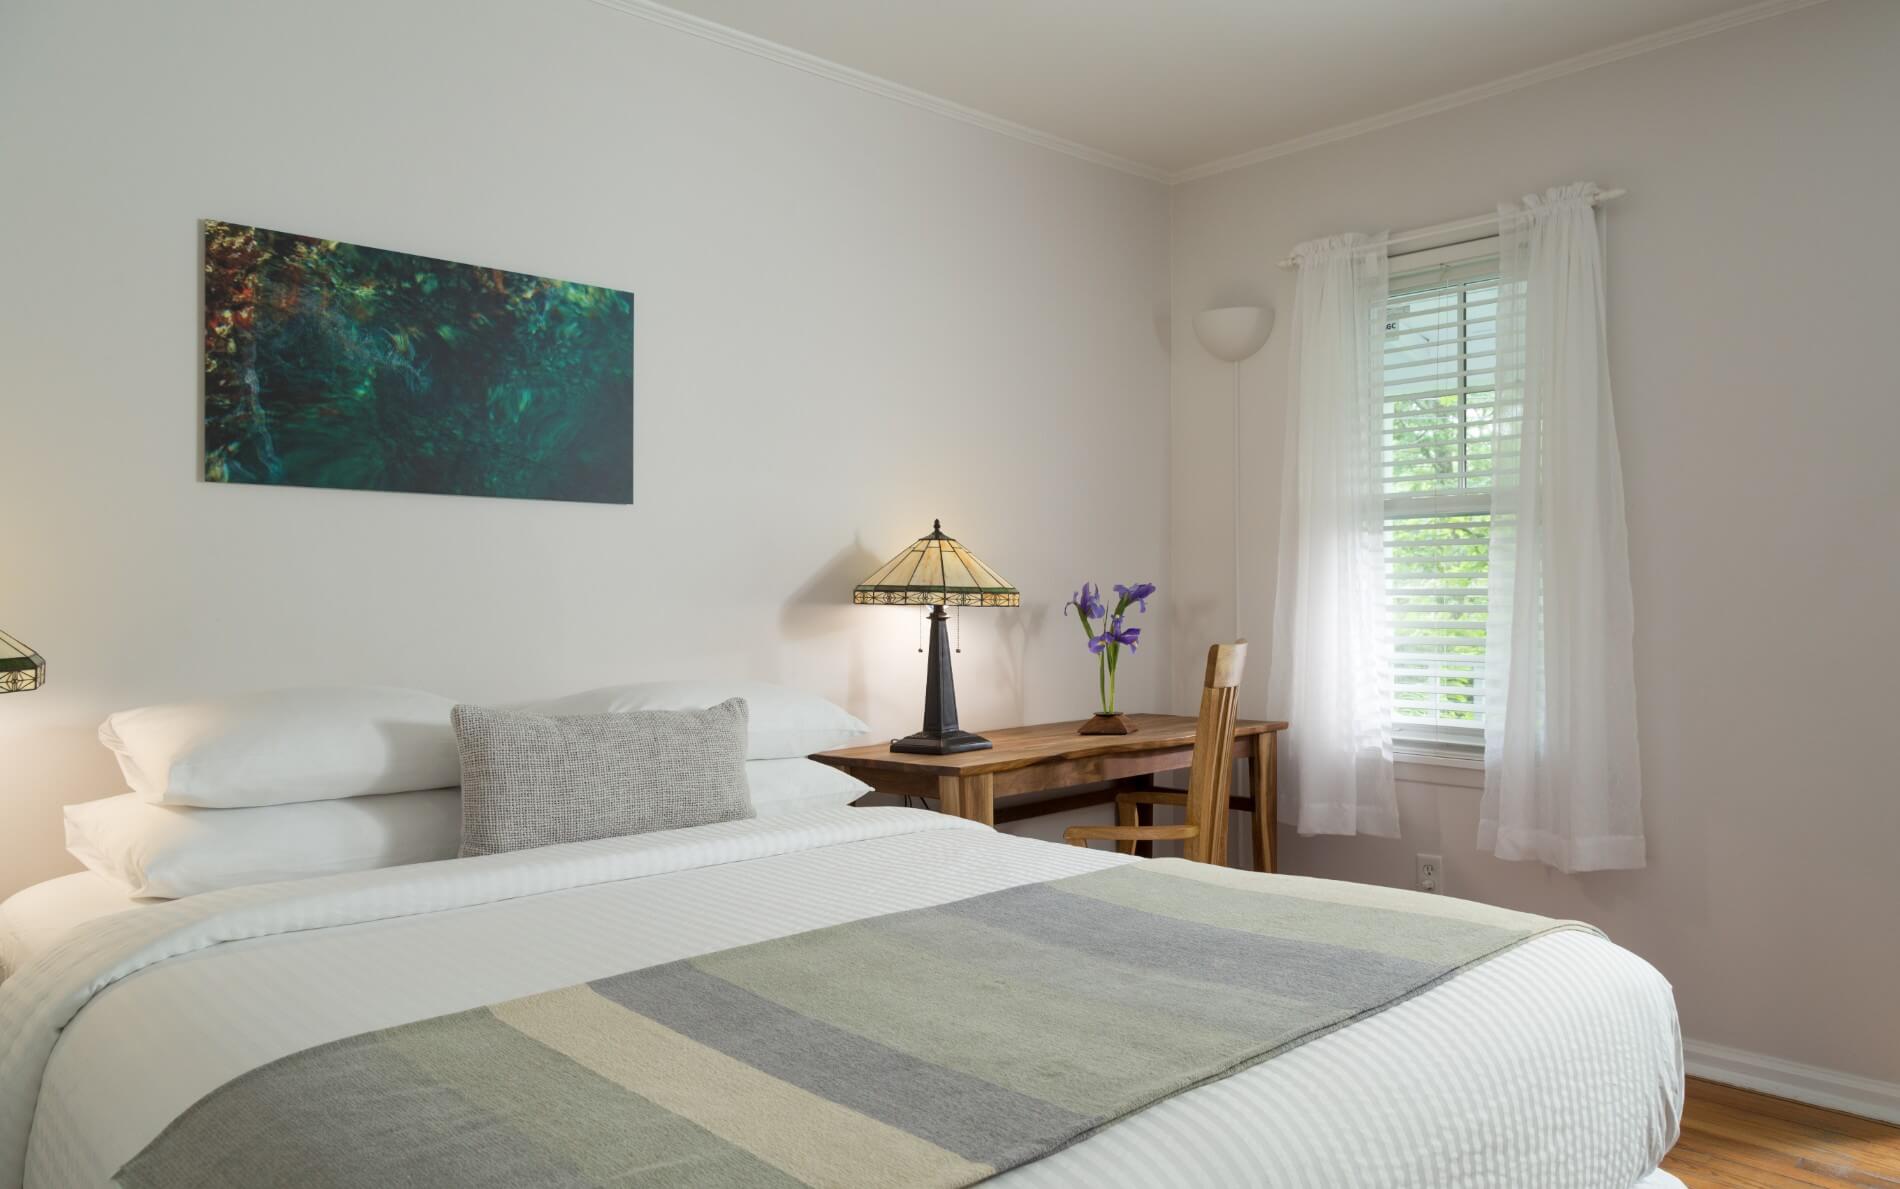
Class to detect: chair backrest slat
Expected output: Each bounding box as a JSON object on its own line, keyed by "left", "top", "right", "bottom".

{"left": 1182, "top": 641, "right": 1246, "bottom": 864}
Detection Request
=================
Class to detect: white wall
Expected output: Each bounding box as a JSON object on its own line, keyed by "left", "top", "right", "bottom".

{"left": 0, "top": 0, "right": 1172, "bottom": 895}
{"left": 1169, "top": 0, "right": 1900, "bottom": 1083}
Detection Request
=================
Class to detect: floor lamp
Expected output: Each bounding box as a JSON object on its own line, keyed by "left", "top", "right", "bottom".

{"left": 1191, "top": 306, "right": 1274, "bottom": 638}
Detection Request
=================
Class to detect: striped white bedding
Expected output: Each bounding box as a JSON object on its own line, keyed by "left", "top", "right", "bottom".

{"left": 0, "top": 808, "right": 1683, "bottom": 1188}
{"left": 0, "top": 873, "right": 150, "bottom": 984}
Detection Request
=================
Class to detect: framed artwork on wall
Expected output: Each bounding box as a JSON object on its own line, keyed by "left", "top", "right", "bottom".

{"left": 202, "top": 220, "right": 634, "bottom": 504}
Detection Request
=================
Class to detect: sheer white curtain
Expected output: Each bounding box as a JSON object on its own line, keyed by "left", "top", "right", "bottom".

{"left": 1482, "top": 183, "right": 1645, "bottom": 872}
{"left": 1269, "top": 233, "right": 1398, "bottom": 837}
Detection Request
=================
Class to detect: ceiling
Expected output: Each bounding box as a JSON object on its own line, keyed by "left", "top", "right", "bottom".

{"left": 641, "top": 0, "right": 1806, "bottom": 178}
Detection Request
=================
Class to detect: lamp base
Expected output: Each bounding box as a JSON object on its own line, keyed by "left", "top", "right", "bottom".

{"left": 895, "top": 603, "right": 991, "bottom": 754}
{"left": 890, "top": 728, "right": 993, "bottom": 755}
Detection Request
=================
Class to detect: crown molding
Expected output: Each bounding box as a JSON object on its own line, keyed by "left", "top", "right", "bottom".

{"left": 583, "top": 0, "right": 1171, "bottom": 182}
{"left": 586, "top": 0, "right": 1832, "bottom": 188}
{"left": 1170, "top": 0, "right": 1835, "bottom": 183}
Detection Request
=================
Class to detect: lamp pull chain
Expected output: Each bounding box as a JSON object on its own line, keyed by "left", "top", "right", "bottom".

{"left": 955, "top": 604, "right": 962, "bottom": 654}
{"left": 917, "top": 606, "right": 925, "bottom": 653}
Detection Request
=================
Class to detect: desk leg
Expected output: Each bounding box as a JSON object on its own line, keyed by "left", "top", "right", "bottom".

{"left": 936, "top": 775, "right": 964, "bottom": 820}
{"left": 964, "top": 774, "right": 995, "bottom": 827}
{"left": 1249, "top": 733, "right": 1279, "bottom": 873}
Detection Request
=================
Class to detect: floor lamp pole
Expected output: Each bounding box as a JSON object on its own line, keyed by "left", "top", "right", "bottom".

{"left": 1233, "top": 361, "right": 1243, "bottom": 641}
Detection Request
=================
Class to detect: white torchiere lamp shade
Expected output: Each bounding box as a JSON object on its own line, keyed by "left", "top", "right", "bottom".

{"left": 1192, "top": 305, "right": 1274, "bottom": 363}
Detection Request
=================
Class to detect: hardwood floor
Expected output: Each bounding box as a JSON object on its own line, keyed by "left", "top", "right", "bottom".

{"left": 1665, "top": 1077, "right": 1900, "bottom": 1187}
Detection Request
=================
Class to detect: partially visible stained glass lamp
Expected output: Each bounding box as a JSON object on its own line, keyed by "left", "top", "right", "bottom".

{"left": 855, "top": 520, "right": 1019, "bottom": 754}
{"left": 0, "top": 627, "right": 45, "bottom": 694}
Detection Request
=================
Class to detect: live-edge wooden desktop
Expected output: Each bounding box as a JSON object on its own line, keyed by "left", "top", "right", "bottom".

{"left": 811, "top": 714, "right": 1288, "bottom": 873}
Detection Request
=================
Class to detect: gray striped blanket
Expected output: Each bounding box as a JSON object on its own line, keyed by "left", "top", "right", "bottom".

{"left": 117, "top": 859, "right": 1584, "bottom": 1188}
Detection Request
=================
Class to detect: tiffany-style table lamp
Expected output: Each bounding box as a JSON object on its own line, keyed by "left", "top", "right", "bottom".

{"left": 854, "top": 520, "right": 1018, "bottom": 754}
{"left": 0, "top": 627, "right": 45, "bottom": 693}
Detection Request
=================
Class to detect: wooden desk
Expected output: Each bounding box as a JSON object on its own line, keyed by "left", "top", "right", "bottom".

{"left": 812, "top": 714, "right": 1288, "bottom": 873}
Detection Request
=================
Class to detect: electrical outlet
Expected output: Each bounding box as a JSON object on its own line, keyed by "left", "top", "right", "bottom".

{"left": 1415, "top": 853, "right": 1444, "bottom": 895}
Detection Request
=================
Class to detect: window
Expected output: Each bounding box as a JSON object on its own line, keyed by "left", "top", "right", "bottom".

{"left": 1382, "top": 251, "right": 1500, "bottom": 750}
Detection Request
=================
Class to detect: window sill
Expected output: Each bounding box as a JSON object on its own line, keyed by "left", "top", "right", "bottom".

{"left": 1393, "top": 743, "right": 1485, "bottom": 789}
{"left": 1394, "top": 744, "right": 1482, "bottom": 768}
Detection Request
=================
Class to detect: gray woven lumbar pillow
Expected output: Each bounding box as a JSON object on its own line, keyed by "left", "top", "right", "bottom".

{"left": 452, "top": 697, "right": 754, "bottom": 857}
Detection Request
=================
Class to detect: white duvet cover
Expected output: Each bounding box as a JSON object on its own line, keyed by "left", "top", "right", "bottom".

{"left": 0, "top": 809, "right": 1683, "bottom": 1188}
{"left": 0, "top": 874, "right": 150, "bottom": 984}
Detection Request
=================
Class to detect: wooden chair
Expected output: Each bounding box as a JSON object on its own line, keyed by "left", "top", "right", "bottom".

{"left": 1064, "top": 642, "right": 1246, "bottom": 864}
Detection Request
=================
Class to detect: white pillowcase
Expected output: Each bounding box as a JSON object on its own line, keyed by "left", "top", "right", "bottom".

{"left": 746, "top": 758, "right": 871, "bottom": 817}
{"left": 98, "top": 686, "right": 460, "bottom": 808}
{"left": 64, "top": 789, "right": 461, "bottom": 899}
{"left": 524, "top": 682, "right": 869, "bottom": 760}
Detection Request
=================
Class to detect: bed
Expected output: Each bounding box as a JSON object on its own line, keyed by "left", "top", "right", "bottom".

{"left": 0, "top": 808, "right": 1684, "bottom": 1188}
{"left": 0, "top": 873, "right": 151, "bottom": 985}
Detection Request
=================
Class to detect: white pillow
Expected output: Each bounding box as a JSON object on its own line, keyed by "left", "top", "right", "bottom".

{"left": 64, "top": 789, "right": 461, "bottom": 899}
{"left": 99, "top": 686, "right": 460, "bottom": 807}
{"left": 746, "top": 758, "right": 871, "bottom": 817}
{"left": 524, "top": 682, "right": 869, "bottom": 759}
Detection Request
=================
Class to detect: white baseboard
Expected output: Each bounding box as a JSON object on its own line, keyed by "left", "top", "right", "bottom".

{"left": 1683, "top": 1038, "right": 1900, "bottom": 1125}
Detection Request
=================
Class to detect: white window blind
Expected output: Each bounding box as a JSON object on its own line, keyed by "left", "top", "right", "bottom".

{"left": 1383, "top": 256, "right": 1500, "bottom": 747}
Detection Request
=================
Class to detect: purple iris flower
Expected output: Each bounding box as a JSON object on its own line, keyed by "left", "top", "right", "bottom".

{"left": 1070, "top": 579, "right": 1156, "bottom": 715}
{"left": 1113, "top": 582, "right": 1157, "bottom": 612}
{"left": 1090, "top": 616, "right": 1141, "bottom": 654}
{"left": 1067, "top": 582, "right": 1106, "bottom": 620}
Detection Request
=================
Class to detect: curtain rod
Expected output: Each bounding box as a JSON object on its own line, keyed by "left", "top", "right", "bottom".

{"left": 1275, "top": 188, "right": 1625, "bottom": 271}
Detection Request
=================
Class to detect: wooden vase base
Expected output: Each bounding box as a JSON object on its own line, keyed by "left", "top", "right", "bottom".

{"left": 1078, "top": 713, "right": 1136, "bottom": 736}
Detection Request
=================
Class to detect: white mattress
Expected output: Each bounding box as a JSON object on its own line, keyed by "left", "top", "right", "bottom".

{"left": 0, "top": 809, "right": 1683, "bottom": 1188}
{"left": 0, "top": 872, "right": 151, "bottom": 984}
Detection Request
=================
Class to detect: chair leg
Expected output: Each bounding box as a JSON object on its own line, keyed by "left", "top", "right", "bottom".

{"left": 1114, "top": 798, "right": 1138, "bottom": 856}
{"left": 1208, "top": 779, "right": 1230, "bottom": 868}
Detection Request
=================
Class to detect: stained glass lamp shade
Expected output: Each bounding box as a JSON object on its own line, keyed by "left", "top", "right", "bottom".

{"left": 853, "top": 521, "right": 1021, "bottom": 608}
{"left": 0, "top": 628, "right": 45, "bottom": 694}
{"left": 855, "top": 521, "right": 1018, "bottom": 754}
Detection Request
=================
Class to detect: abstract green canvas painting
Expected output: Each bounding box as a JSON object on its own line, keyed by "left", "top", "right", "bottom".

{"left": 203, "top": 221, "right": 633, "bottom": 503}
